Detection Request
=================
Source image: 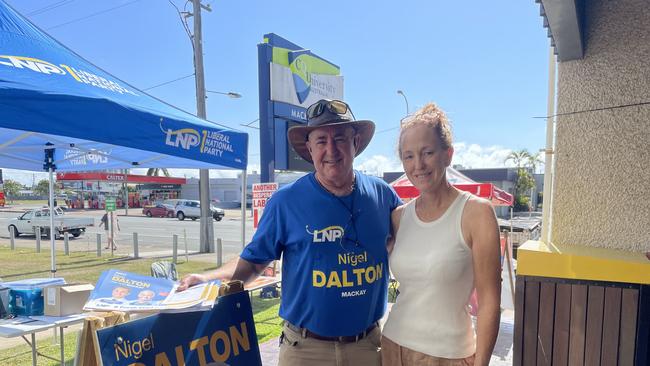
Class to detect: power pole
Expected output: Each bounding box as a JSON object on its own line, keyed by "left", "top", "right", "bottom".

{"left": 192, "top": 0, "right": 213, "bottom": 253}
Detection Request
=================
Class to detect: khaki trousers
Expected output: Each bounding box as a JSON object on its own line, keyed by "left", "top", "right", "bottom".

{"left": 279, "top": 323, "right": 381, "bottom": 366}
{"left": 381, "top": 336, "right": 475, "bottom": 366}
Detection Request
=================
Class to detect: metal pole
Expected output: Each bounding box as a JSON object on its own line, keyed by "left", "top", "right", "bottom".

{"left": 48, "top": 168, "right": 56, "bottom": 277}
{"left": 110, "top": 211, "right": 114, "bottom": 256}
{"left": 192, "top": 0, "right": 214, "bottom": 253}
{"left": 9, "top": 225, "right": 15, "bottom": 250}
{"left": 217, "top": 238, "right": 223, "bottom": 267}
{"left": 96, "top": 233, "right": 102, "bottom": 257}
{"left": 133, "top": 232, "right": 139, "bottom": 259}
{"left": 123, "top": 169, "right": 129, "bottom": 216}
{"left": 173, "top": 234, "right": 178, "bottom": 264}
{"left": 184, "top": 228, "right": 188, "bottom": 262}
{"left": 397, "top": 90, "right": 409, "bottom": 116}
{"left": 241, "top": 169, "right": 247, "bottom": 249}
{"left": 504, "top": 230, "right": 516, "bottom": 305}
{"left": 36, "top": 226, "right": 41, "bottom": 253}
{"left": 541, "top": 47, "right": 557, "bottom": 244}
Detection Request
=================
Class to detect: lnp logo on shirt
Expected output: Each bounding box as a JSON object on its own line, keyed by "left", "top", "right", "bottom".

{"left": 305, "top": 225, "right": 344, "bottom": 243}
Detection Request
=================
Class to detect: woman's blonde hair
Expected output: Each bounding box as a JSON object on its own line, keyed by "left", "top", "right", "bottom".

{"left": 398, "top": 102, "right": 452, "bottom": 158}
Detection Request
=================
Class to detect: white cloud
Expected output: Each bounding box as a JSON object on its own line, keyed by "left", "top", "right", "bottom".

{"left": 451, "top": 143, "right": 514, "bottom": 170}
{"left": 353, "top": 143, "right": 538, "bottom": 176}
{"left": 354, "top": 155, "right": 402, "bottom": 176}
{"left": 1, "top": 169, "right": 48, "bottom": 186}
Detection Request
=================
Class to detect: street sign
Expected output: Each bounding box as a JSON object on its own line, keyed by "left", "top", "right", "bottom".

{"left": 252, "top": 183, "right": 278, "bottom": 229}
{"left": 105, "top": 197, "right": 116, "bottom": 212}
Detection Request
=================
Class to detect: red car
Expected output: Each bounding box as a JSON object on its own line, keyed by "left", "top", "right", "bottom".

{"left": 142, "top": 204, "right": 174, "bottom": 218}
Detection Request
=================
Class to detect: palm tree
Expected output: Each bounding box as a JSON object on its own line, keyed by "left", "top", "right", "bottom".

{"left": 505, "top": 149, "right": 537, "bottom": 211}
{"left": 505, "top": 149, "right": 532, "bottom": 169}
{"left": 146, "top": 168, "right": 170, "bottom": 177}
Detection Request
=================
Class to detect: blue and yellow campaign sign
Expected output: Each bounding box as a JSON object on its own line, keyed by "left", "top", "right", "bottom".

{"left": 96, "top": 291, "right": 262, "bottom": 366}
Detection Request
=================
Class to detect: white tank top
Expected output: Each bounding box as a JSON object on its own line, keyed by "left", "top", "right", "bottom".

{"left": 382, "top": 191, "right": 475, "bottom": 358}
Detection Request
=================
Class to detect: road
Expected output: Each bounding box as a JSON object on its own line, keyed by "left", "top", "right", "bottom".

{"left": 0, "top": 208, "right": 254, "bottom": 261}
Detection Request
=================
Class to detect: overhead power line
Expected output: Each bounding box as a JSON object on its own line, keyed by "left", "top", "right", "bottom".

{"left": 533, "top": 100, "right": 650, "bottom": 119}
{"left": 142, "top": 73, "right": 195, "bottom": 91}
{"left": 376, "top": 126, "right": 399, "bottom": 134}
{"left": 27, "top": 0, "right": 75, "bottom": 17}
{"left": 46, "top": 0, "right": 141, "bottom": 30}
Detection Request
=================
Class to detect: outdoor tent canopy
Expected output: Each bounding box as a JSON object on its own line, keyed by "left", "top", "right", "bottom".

{"left": 0, "top": 1, "right": 248, "bottom": 274}
{"left": 0, "top": 1, "right": 247, "bottom": 171}
{"left": 391, "top": 167, "right": 514, "bottom": 206}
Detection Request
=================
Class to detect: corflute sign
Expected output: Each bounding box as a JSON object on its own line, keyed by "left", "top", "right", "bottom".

{"left": 97, "top": 290, "right": 262, "bottom": 366}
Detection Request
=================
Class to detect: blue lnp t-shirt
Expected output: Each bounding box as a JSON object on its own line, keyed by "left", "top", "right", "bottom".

{"left": 241, "top": 171, "right": 401, "bottom": 337}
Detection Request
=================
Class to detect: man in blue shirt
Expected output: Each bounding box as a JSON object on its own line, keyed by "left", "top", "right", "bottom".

{"left": 180, "top": 99, "right": 401, "bottom": 366}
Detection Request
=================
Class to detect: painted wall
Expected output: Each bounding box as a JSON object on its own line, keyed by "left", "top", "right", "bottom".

{"left": 551, "top": 0, "right": 650, "bottom": 251}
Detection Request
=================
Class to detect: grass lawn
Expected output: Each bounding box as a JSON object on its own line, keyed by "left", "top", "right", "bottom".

{"left": 3, "top": 199, "right": 48, "bottom": 206}
{"left": 0, "top": 246, "right": 281, "bottom": 365}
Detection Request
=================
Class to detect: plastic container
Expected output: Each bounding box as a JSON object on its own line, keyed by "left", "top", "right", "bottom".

{"left": 4, "top": 278, "right": 66, "bottom": 316}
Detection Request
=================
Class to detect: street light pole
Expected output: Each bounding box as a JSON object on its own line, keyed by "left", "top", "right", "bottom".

{"left": 206, "top": 90, "right": 242, "bottom": 99}
{"left": 397, "top": 90, "right": 409, "bottom": 116}
{"left": 192, "top": 0, "right": 213, "bottom": 253}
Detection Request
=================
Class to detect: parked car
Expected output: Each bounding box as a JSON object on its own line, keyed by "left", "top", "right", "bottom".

{"left": 7, "top": 207, "right": 94, "bottom": 238}
{"left": 212, "top": 206, "right": 225, "bottom": 221}
{"left": 142, "top": 204, "right": 175, "bottom": 218}
{"left": 174, "top": 200, "right": 225, "bottom": 221}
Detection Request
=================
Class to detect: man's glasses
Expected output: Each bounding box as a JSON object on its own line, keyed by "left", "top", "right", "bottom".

{"left": 307, "top": 99, "right": 355, "bottom": 120}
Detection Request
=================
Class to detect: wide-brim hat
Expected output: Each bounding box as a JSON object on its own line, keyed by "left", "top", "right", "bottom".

{"left": 288, "top": 100, "right": 375, "bottom": 163}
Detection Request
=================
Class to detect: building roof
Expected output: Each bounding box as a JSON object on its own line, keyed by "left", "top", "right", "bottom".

{"left": 457, "top": 168, "right": 516, "bottom": 182}
{"left": 536, "top": 0, "right": 585, "bottom": 61}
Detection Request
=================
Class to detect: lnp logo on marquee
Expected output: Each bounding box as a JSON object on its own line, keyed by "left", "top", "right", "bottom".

{"left": 0, "top": 55, "right": 138, "bottom": 95}
{"left": 164, "top": 128, "right": 201, "bottom": 150}
{"left": 0, "top": 56, "right": 66, "bottom": 75}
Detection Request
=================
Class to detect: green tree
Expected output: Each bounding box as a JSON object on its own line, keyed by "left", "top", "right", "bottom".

{"left": 33, "top": 179, "right": 60, "bottom": 197}
{"left": 3, "top": 179, "right": 23, "bottom": 203}
{"left": 146, "top": 168, "right": 170, "bottom": 177}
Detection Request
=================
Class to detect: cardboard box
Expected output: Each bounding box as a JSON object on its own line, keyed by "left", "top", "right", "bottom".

{"left": 44, "top": 283, "right": 94, "bottom": 316}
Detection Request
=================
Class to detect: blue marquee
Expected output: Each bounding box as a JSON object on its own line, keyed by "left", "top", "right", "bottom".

{"left": 0, "top": 0, "right": 248, "bottom": 172}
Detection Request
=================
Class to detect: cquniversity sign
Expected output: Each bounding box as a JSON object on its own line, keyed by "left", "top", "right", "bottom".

{"left": 270, "top": 48, "right": 343, "bottom": 107}
{"left": 258, "top": 34, "right": 344, "bottom": 182}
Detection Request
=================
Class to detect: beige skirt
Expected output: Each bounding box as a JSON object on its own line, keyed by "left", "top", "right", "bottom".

{"left": 381, "top": 336, "right": 475, "bottom": 366}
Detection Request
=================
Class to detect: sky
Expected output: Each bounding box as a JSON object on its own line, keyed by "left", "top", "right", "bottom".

{"left": 2, "top": 0, "right": 552, "bottom": 186}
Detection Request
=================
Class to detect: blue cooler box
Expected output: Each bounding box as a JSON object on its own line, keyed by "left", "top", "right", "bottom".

{"left": 4, "top": 278, "right": 66, "bottom": 316}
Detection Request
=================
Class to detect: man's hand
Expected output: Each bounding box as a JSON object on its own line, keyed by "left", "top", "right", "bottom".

{"left": 177, "top": 273, "right": 209, "bottom": 291}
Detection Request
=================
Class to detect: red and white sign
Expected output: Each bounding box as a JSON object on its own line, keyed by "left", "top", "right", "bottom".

{"left": 56, "top": 172, "right": 186, "bottom": 185}
{"left": 252, "top": 183, "right": 278, "bottom": 229}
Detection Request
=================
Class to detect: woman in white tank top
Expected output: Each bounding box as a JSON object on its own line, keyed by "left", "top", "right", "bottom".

{"left": 381, "top": 103, "right": 501, "bottom": 366}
